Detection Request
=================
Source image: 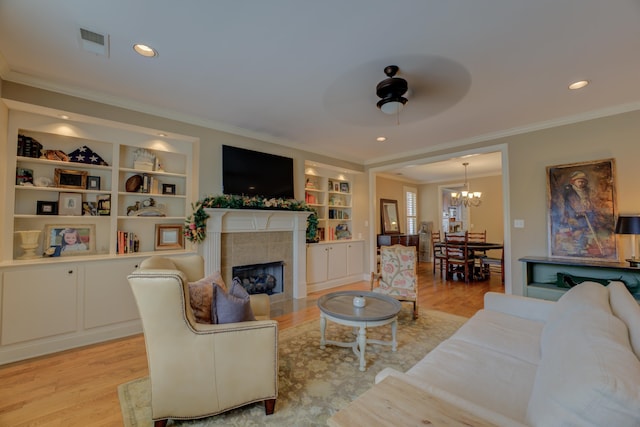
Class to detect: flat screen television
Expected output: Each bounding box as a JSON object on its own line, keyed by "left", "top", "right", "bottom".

{"left": 222, "top": 145, "right": 295, "bottom": 199}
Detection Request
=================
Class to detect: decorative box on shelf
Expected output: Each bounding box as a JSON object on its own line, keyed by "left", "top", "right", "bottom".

{"left": 134, "top": 160, "right": 154, "bottom": 171}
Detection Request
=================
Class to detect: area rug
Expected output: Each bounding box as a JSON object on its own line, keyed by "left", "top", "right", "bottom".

{"left": 119, "top": 309, "right": 467, "bottom": 426}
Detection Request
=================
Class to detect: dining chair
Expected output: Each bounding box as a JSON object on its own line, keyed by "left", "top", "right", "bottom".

{"left": 431, "top": 230, "right": 447, "bottom": 276}
{"left": 444, "top": 232, "right": 475, "bottom": 283}
{"left": 467, "top": 230, "right": 486, "bottom": 243}
{"left": 482, "top": 246, "right": 505, "bottom": 283}
{"left": 371, "top": 244, "right": 419, "bottom": 319}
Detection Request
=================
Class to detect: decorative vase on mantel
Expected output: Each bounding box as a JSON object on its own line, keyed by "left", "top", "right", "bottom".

{"left": 15, "top": 230, "right": 41, "bottom": 260}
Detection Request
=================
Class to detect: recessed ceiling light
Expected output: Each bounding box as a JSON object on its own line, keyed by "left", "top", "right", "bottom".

{"left": 376, "top": 136, "right": 387, "bottom": 142}
{"left": 133, "top": 44, "right": 158, "bottom": 57}
{"left": 568, "top": 80, "right": 589, "bottom": 90}
{"left": 59, "top": 114, "right": 70, "bottom": 120}
{"left": 157, "top": 132, "right": 167, "bottom": 137}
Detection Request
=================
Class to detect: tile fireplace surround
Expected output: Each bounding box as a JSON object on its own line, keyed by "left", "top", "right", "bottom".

{"left": 203, "top": 208, "right": 312, "bottom": 300}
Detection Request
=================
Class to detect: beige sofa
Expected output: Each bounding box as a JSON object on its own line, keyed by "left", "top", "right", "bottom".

{"left": 128, "top": 255, "right": 277, "bottom": 427}
{"left": 375, "top": 281, "right": 640, "bottom": 426}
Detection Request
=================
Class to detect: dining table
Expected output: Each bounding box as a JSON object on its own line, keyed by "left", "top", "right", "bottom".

{"left": 434, "top": 241, "right": 504, "bottom": 281}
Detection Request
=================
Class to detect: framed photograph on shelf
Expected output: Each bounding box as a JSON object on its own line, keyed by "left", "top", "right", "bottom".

{"left": 86, "top": 176, "right": 101, "bottom": 190}
{"left": 37, "top": 200, "right": 58, "bottom": 215}
{"left": 44, "top": 225, "right": 96, "bottom": 256}
{"left": 547, "top": 158, "right": 617, "bottom": 261}
{"left": 162, "top": 183, "right": 176, "bottom": 195}
{"left": 155, "top": 224, "right": 184, "bottom": 250}
{"left": 58, "top": 192, "right": 83, "bottom": 216}
{"left": 54, "top": 168, "right": 88, "bottom": 189}
{"left": 16, "top": 167, "right": 34, "bottom": 185}
{"left": 97, "top": 194, "right": 111, "bottom": 216}
{"left": 340, "top": 182, "right": 349, "bottom": 193}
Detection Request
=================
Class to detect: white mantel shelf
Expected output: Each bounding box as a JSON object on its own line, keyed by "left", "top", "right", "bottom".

{"left": 203, "top": 208, "right": 312, "bottom": 299}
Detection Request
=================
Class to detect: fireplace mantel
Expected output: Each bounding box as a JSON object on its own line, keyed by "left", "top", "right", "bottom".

{"left": 203, "top": 208, "right": 312, "bottom": 299}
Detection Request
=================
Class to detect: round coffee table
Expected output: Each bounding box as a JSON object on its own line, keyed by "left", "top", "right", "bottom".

{"left": 317, "top": 290, "right": 402, "bottom": 371}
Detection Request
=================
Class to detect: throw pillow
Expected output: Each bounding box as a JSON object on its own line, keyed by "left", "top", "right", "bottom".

{"left": 215, "top": 278, "right": 256, "bottom": 324}
{"left": 187, "top": 272, "right": 227, "bottom": 324}
{"left": 188, "top": 280, "right": 215, "bottom": 324}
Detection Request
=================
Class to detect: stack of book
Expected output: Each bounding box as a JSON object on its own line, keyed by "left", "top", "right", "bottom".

{"left": 17, "top": 134, "right": 43, "bottom": 158}
{"left": 117, "top": 231, "right": 139, "bottom": 254}
{"left": 141, "top": 174, "right": 160, "bottom": 194}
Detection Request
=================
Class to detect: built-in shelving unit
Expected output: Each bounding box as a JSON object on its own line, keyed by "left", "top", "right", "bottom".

{"left": 4, "top": 109, "right": 197, "bottom": 263}
{"left": 305, "top": 163, "right": 353, "bottom": 242}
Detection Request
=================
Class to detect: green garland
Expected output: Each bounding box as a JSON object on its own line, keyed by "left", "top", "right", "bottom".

{"left": 184, "top": 194, "right": 318, "bottom": 243}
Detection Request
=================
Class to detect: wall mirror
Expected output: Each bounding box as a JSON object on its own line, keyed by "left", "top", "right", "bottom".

{"left": 380, "top": 199, "right": 401, "bottom": 234}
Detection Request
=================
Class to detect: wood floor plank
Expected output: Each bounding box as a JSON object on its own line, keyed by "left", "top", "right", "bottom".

{"left": 0, "top": 262, "right": 503, "bottom": 426}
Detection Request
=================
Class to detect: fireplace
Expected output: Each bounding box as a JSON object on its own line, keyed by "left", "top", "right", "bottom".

{"left": 203, "top": 209, "right": 312, "bottom": 300}
{"left": 232, "top": 261, "right": 284, "bottom": 295}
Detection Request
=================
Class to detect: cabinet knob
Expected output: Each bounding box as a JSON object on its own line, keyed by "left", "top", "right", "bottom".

{"left": 68, "top": 270, "right": 74, "bottom": 275}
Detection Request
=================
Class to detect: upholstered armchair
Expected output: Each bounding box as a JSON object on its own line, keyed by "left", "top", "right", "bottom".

{"left": 370, "top": 244, "right": 419, "bottom": 319}
{"left": 128, "top": 255, "right": 277, "bottom": 427}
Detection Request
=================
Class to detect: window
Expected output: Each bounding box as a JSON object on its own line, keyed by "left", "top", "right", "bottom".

{"left": 405, "top": 186, "right": 417, "bottom": 234}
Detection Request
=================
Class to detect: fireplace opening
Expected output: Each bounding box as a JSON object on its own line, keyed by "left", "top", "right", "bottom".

{"left": 232, "top": 261, "right": 284, "bottom": 295}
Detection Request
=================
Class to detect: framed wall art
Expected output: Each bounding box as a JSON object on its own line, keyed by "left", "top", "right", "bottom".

{"left": 45, "top": 225, "right": 96, "bottom": 256}
{"left": 547, "top": 158, "right": 618, "bottom": 261}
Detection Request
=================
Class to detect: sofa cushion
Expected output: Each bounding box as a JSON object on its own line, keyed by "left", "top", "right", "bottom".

{"left": 215, "top": 279, "right": 256, "bottom": 324}
{"left": 609, "top": 280, "right": 640, "bottom": 360}
{"left": 527, "top": 309, "right": 640, "bottom": 427}
{"left": 451, "top": 309, "right": 544, "bottom": 365}
{"left": 543, "top": 281, "right": 610, "bottom": 342}
{"left": 187, "top": 272, "right": 227, "bottom": 324}
{"left": 406, "top": 338, "right": 538, "bottom": 423}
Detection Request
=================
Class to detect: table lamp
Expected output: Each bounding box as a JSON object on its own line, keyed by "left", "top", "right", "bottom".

{"left": 615, "top": 215, "right": 640, "bottom": 267}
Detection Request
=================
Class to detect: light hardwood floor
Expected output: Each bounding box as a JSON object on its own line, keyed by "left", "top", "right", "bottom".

{"left": 0, "top": 262, "right": 504, "bottom": 427}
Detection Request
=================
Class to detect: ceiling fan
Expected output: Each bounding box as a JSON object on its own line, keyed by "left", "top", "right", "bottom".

{"left": 376, "top": 65, "right": 408, "bottom": 115}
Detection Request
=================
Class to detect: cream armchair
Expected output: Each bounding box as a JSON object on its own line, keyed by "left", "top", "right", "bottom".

{"left": 128, "top": 255, "right": 277, "bottom": 427}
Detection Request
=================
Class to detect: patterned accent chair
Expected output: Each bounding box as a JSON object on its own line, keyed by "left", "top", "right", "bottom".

{"left": 128, "top": 255, "right": 277, "bottom": 427}
{"left": 370, "top": 244, "right": 419, "bottom": 319}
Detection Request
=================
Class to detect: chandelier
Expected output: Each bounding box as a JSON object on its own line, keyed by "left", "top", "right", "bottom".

{"left": 450, "top": 162, "right": 482, "bottom": 207}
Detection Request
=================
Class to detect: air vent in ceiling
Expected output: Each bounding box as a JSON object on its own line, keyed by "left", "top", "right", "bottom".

{"left": 79, "top": 27, "right": 110, "bottom": 57}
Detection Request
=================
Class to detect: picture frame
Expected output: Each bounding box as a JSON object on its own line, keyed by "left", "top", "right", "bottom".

{"left": 97, "top": 194, "right": 111, "bottom": 216}
{"left": 16, "top": 167, "right": 34, "bottom": 185}
{"left": 162, "top": 183, "right": 176, "bottom": 195}
{"left": 547, "top": 158, "right": 618, "bottom": 261}
{"left": 82, "top": 201, "right": 98, "bottom": 216}
{"left": 58, "top": 192, "right": 83, "bottom": 216}
{"left": 380, "top": 198, "right": 401, "bottom": 234}
{"left": 86, "top": 175, "right": 101, "bottom": 190}
{"left": 334, "top": 183, "right": 339, "bottom": 192}
{"left": 37, "top": 200, "right": 58, "bottom": 215}
{"left": 44, "top": 225, "right": 96, "bottom": 256}
{"left": 340, "top": 182, "right": 349, "bottom": 193}
{"left": 54, "top": 168, "right": 88, "bottom": 189}
{"left": 155, "top": 224, "right": 184, "bottom": 250}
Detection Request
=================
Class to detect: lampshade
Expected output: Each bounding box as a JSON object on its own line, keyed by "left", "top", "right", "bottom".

{"left": 615, "top": 215, "right": 640, "bottom": 234}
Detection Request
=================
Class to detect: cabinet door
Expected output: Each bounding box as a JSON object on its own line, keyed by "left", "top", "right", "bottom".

{"left": 327, "top": 243, "right": 348, "bottom": 280}
{"left": 84, "top": 258, "right": 142, "bottom": 329}
{"left": 2, "top": 265, "right": 78, "bottom": 345}
{"left": 347, "top": 241, "right": 364, "bottom": 276}
{"left": 307, "top": 244, "right": 329, "bottom": 284}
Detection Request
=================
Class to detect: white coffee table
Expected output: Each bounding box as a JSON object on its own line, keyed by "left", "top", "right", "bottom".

{"left": 317, "top": 290, "right": 402, "bottom": 371}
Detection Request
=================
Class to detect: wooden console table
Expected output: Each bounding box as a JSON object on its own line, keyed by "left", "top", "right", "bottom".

{"left": 520, "top": 256, "right": 640, "bottom": 302}
{"left": 328, "top": 375, "right": 498, "bottom": 427}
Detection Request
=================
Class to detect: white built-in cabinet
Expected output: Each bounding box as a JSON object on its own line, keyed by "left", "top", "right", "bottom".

{"left": 306, "top": 240, "right": 365, "bottom": 292}
{"left": 0, "top": 107, "right": 198, "bottom": 364}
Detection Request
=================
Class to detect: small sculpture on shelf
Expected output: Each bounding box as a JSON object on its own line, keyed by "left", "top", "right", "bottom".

{"left": 127, "top": 198, "right": 166, "bottom": 217}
